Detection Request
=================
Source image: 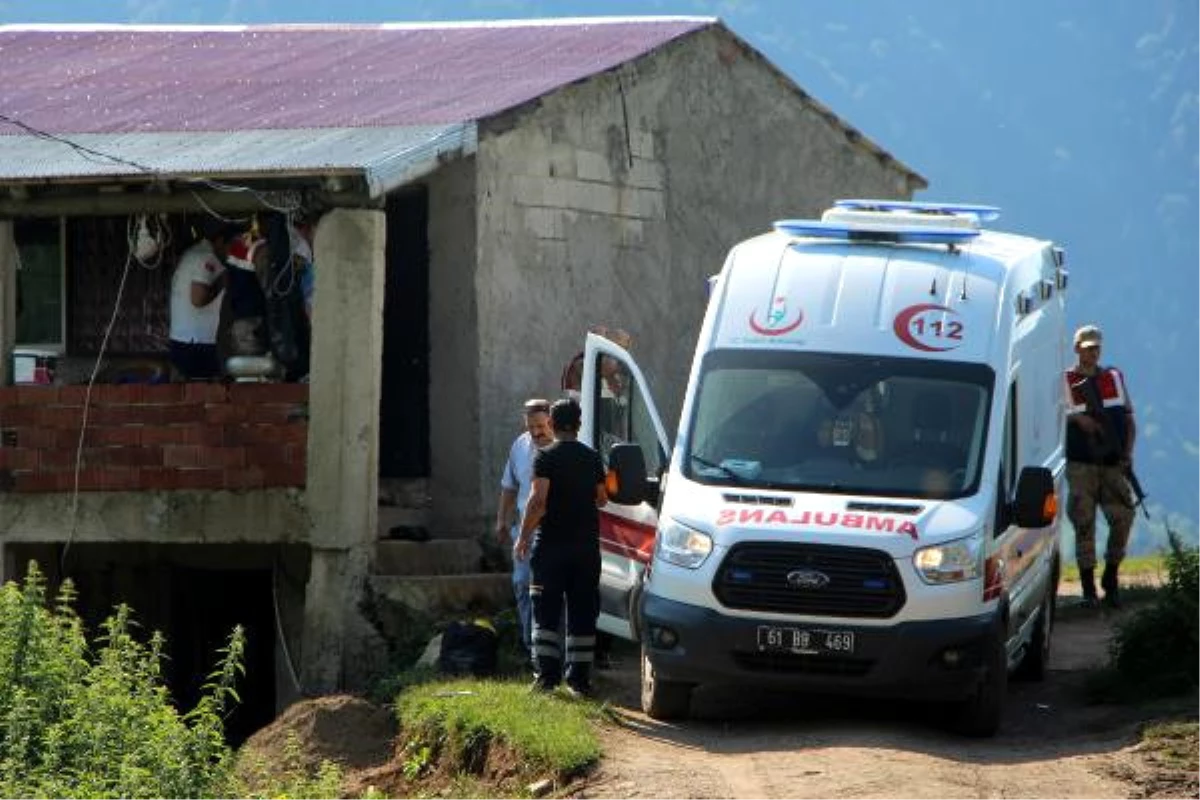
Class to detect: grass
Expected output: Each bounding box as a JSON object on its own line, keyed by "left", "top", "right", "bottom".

{"left": 1061, "top": 553, "right": 1165, "bottom": 584}
{"left": 395, "top": 678, "right": 603, "bottom": 779}
{"left": 1140, "top": 720, "right": 1200, "bottom": 771}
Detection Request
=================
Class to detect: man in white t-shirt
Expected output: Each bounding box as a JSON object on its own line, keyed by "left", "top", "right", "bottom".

{"left": 169, "top": 220, "right": 241, "bottom": 379}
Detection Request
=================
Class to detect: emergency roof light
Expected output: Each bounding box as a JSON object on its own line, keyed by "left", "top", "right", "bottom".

{"left": 833, "top": 199, "right": 1001, "bottom": 223}
{"left": 772, "top": 218, "right": 980, "bottom": 245}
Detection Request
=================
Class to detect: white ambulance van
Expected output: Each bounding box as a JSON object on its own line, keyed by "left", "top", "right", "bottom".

{"left": 580, "top": 200, "right": 1067, "bottom": 736}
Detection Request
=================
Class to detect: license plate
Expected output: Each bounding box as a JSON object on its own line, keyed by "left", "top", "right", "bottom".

{"left": 756, "top": 625, "right": 856, "bottom": 655}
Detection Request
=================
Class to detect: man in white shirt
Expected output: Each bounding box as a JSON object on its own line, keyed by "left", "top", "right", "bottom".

{"left": 169, "top": 219, "right": 241, "bottom": 379}
{"left": 494, "top": 398, "right": 554, "bottom": 662}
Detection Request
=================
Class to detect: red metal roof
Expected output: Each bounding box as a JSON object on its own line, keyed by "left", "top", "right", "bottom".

{"left": 0, "top": 19, "right": 713, "bottom": 135}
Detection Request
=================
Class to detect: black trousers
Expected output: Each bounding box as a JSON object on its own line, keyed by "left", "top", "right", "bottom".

{"left": 529, "top": 541, "right": 600, "bottom": 688}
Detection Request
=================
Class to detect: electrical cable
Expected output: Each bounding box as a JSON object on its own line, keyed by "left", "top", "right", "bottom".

{"left": 272, "top": 555, "right": 304, "bottom": 695}
{"left": 61, "top": 218, "right": 138, "bottom": 574}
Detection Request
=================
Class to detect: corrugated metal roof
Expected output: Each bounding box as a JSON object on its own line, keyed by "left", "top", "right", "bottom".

{"left": 0, "top": 125, "right": 476, "bottom": 198}
{"left": 0, "top": 19, "right": 712, "bottom": 133}
{"left": 0, "top": 18, "right": 923, "bottom": 195}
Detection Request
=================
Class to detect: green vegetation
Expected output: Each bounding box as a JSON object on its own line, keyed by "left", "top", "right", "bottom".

{"left": 0, "top": 562, "right": 347, "bottom": 799}
{"left": 395, "top": 678, "right": 602, "bottom": 781}
{"left": 1140, "top": 720, "right": 1199, "bottom": 772}
{"left": 1061, "top": 552, "right": 1164, "bottom": 584}
{"left": 232, "top": 731, "right": 344, "bottom": 799}
{"left": 1086, "top": 534, "right": 1199, "bottom": 702}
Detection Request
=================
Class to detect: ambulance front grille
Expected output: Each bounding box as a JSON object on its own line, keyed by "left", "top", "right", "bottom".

{"left": 713, "top": 542, "right": 905, "bottom": 618}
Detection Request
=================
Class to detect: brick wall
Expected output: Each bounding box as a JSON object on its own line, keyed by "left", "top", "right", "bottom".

{"left": 0, "top": 383, "right": 308, "bottom": 492}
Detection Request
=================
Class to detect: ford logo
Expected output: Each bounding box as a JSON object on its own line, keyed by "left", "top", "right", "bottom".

{"left": 786, "top": 569, "right": 831, "bottom": 589}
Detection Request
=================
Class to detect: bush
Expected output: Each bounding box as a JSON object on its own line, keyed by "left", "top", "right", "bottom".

{"left": 1105, "top": 533, "right": 1199, "bottom": 698}
{"left": 0, "top": 563, "right": 243, "bottom": 798}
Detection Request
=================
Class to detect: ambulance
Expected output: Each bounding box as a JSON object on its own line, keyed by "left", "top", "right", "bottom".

{"left": 580, "top": 200, "right": 1067, "bottom": 736}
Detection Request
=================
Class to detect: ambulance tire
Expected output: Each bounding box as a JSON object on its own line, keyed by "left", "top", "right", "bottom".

{"left": 640, "top": 646, "right": 692, "bottom": 720}
{"left": 950, "top": 629, "right": 1006, "bottom": 737}
{"left": 1015, "top": 564, "right": 1057, "bottom": 682}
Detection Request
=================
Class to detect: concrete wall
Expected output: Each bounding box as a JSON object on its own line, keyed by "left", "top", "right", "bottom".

{"left": 426, "top": 158, "right": 481, "bottom": 536}
{"left": 471, "top": 25, "right": 920, "bottom": 524}
{"left": 302, "top": 207, "right": 388, "bottom": 691}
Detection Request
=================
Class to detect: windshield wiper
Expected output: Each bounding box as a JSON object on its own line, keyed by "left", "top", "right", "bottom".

{"left": 688, "top": 454, "right": 748, "bottom": 484}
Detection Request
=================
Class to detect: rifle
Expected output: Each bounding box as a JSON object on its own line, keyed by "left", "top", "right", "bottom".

{"left": 1074, "top": 372, "right": 1149, "bottom": 519}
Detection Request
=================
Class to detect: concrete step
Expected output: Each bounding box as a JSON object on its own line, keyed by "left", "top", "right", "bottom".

{"left": 378, "top": 478, "right": 431, "bottom": 508}
{"left": 367, "top": 573, "right": 513, "bottom": 619}
{"left": 376, "top": 505, "right": 432, "bottom": 540}
{"left": 374, "top": 539, "right": 486, "bottom": 576}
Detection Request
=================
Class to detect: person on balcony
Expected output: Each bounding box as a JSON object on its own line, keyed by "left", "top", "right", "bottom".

{"left": 169, "top": 218, "right": 243, "bottom": 380}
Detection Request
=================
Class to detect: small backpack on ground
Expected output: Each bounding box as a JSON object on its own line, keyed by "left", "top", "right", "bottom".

{"left": 437, "top": 618, "right": 498, "bottom": 677}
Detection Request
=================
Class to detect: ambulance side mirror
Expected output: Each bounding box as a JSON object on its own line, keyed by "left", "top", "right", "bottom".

{"left": 1012, "top": 466, "right": 1057, "bottom": 528}
{"left": 606, "top": 443, "right": 649, "bottom": 506}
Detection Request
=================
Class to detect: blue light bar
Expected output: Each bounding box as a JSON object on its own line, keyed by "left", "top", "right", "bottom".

{"left": 833, "top": 199, "right": 1001, "bottom": 223}
{"left": 773, "top": 219, "right": 980, "bottom": 244}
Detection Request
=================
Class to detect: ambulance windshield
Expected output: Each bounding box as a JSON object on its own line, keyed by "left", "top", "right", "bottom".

{"left": 684, "top": 350, "right": 994, "bottom": 499}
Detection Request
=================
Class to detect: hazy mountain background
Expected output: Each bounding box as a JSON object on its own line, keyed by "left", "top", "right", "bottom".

{"left": 3, "top": 0, "right": 1196, "bottom": 554}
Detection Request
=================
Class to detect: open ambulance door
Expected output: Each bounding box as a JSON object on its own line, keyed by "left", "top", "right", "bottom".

{"left": 579, "top": 332, "right": 670, "bottom": 642}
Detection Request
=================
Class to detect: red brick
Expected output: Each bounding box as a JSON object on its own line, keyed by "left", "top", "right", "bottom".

{"left": 285, "top": 444, "right": 308, "bottom": 466}
{"left": 159, "top": 403, "right": 206, "bottom": 424}
{"left": 184, "top": 383, "right": 227, "bottom": 403}
{"left": 204, "top": 403, "right": 244, "bottom": 424}
{"left": 92, "top": 384, "right": 137, "bottom": 405}
{"left": 0, "top": 387, "right": 19, "bottom": 404}
{"left": 0, "top": 406, "right": 39, "bottom": 426}
{"left": 142, "top": 384, "right": 185, "bottom": 403}
{"left": 228, "top": 383, "right": 308, "bottom": 404}
{"left": 16, "top": 386, "right": 59, "bottom": 405}
{"left": 37, "top": 406, "right": 82, "bottom": 429}
{"left": 176, "top": 468, "right": 226, "bottom": 490}
{"left": 245, "top": 404, "right": 291, "bottom": 424}
{"left": 247, "top": 443, "right": 289, "bottom": 466}
{"left": 72, "top": 469, "right": 107, "bottom": 492}
{"left": 196, "top": 446, "right": 246, "bottom": 469}
{"left": 98, "top": 467, "right": 138, "bottom": 490}
{"left": 180, "top": 424, "right": 223, "bottom": 446}
{"left": 224, "top": 466, "right": 266, "bottom": 490}
{"left": 261, "top": 462, "right": 306, "bottom": 487}
{"left": 0, "top": 448, "right": 37, "bottom": 470}
{"left": 163, "top": 445, "right": 203, "bottom": 468}
{"left": 88, "top": 426, "right": 142, "bottom": 446}
{"left": 137, "top": 467, "right": 179, "bottom": 490}
{"left": 40, "top": 449, "right": 77, "bottom": 470}
{"left": 140, "top": 425, "right": 188, "bottom": 446}
{"left": 15, "top": 472, "right": 58, "bottom": 492}
{"left": 13, "top": 427, "right": 55, "bottom": 448}
{"left": 271, "top": 423, "right": 308, "bottom": 446}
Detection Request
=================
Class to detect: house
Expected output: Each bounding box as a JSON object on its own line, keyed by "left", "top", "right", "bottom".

{"left": 0, "top": 17, "right": 925, "bottom": 732}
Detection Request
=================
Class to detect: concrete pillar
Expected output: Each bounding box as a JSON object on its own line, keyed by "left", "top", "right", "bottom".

{"left": 0, "top": 220, "right": 16, "bottom": 386}
{"left": 300, "top": 208, "right": 386, "bottom": 692}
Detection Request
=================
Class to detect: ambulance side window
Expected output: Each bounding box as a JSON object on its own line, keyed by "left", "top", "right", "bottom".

{"left": 593, "top": 354, "right": 665, "bottom": 477}
{"left": 994, "top": 381, "right": 1018, "bottom": 535}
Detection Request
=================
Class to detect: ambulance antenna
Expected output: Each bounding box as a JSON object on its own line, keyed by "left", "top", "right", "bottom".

{"left": 929, "top": 276, "right": 938, "bottom": 296}
{"left": 958, "top": 242, "right": 973, "bottom": 301}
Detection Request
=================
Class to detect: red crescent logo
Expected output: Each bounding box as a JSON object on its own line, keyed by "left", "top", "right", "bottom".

{"left": 893, "top": 303, "right": 962, "bottom": 352}
{"left": 749, "top": 307, "right": 804, "bottom": 336}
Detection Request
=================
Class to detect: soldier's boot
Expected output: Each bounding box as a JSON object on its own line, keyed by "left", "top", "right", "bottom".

{"left": 1080, "top": 567, "right": 1099, "bottom": 608}
{"left": 1101, "top": 562, "right": 1121, "bottom": 609}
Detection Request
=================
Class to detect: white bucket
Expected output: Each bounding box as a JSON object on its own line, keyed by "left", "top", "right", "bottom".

{"left": 12, "top": 349, "right": 57, "bottom": 385}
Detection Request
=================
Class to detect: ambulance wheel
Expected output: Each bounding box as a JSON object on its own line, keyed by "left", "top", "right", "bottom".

{"left": 950, "top": 630, "right": 1006, "bottom": 737}
{"left": 640, "top": 646, "right": 691, "bottom": 720}
{"left": 1015, "top": 565, "right": 1057, "bottom": 682}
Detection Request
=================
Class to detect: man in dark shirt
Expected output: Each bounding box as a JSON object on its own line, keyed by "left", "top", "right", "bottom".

{"left": 515, "top": 398, "right": 608, "bottom": 694}
{"left": 1063, "top": 324, "right": 1137, "bottom": 608}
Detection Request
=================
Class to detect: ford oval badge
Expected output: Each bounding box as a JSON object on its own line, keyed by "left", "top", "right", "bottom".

{"left": 786, "top": 569, "right": 831, "bottom": 589}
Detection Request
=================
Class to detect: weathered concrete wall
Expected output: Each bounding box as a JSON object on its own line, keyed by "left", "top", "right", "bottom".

{"left": 426, "top": 158, "right": 481, "bottom": 536}
{"left": 302, "top": 207, "right": 388, "bottom": 691}
{"left": 0, "top": 489, "right": 307, "bottom": 547}
{"left": 472, "top": 25, "right": 920, "bottom": 520}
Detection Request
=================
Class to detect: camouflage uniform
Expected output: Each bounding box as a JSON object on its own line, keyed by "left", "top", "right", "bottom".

{"left": 1065, "top": 462, "right": 1133, "bottom": 570}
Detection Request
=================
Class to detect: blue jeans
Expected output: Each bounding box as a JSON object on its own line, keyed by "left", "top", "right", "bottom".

{"left": 511, "top": 546, "right": 533, "bottom": 656}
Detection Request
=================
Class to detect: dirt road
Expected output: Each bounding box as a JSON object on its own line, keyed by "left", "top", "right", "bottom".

{"left": 575, "top": 586, "right": 1194, "bottom": 799}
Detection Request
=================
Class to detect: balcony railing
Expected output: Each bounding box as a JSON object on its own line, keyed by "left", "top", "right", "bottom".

{"left": 0, "top": 383, "right": 308, "bottom": 492}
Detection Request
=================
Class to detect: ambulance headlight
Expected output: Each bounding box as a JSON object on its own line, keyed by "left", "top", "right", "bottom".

{"left": 656, "top": 518, "right": 713, "bottom": 569}
{"left": 913, "top": 535, "right": 982, "bottom": 584}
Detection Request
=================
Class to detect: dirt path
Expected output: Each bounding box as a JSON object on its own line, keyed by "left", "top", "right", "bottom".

{"left": 574, "top": 587, "right": 1192, "bottom": 799}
